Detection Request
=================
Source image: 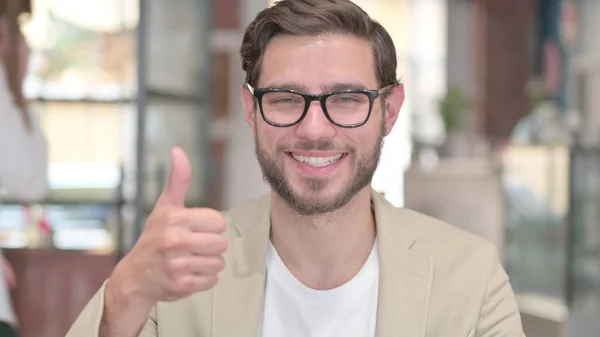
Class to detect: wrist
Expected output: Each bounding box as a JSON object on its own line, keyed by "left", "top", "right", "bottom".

{"left": 101, "top": 262, "right": 156, "bottom": 337}
{"left": 106, "top": 262, "right": 155, "bottom": 314}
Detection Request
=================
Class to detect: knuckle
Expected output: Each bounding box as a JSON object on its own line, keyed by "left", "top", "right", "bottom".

{"left": 202, "top": 209, "right": 228, "bottom": 232}
{"left": 170, "top": 281, "right": 189, "bottom": 297}
{"left": 205, "top": 275, "right": 219, "bottom": 288}
{"left": 166, "top": 258, "right": 188, "bottom": 274}
{"left": 203, "top": 208, "right": 223, "bottom": 218}
{"left": 214, "top": 214, "right": 227, "bottom": 232}
{"left": 165, "top": 211, "right": 186, "bottom": 227}
{"left": 178, "top": 279, "right": 193, "bottom": 294}
{"left": 214, "top": 256, "right": 226, "bottom": 270}
{"left": 172, "top": 276, "right": 194, "bottom": 297}
{"left": 216, "top": 236, "right": 229, "bottom": 253}
{"left": 161, "top": 230, "right": 184, "bottom": 251}
{"left": 198, "top": 234, "right": 227, "bottom": 254}
{"left": 203, "top": 256, "right": 225, "bottom": 272}
{"left": 165, "top": 278, "right": 179, "bottom": 294}
{"left": 170, "top": 274, "right": 218, "bottom": 296}
{"left": 196, "top": 275, "right": 217, "bottom": 291}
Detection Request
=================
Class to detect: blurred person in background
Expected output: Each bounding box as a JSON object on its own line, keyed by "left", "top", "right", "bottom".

{"left": 0, "top": 0, "right": 49, "bottom": 336}
{"left": 0, "top": 0, "right": 47, "bottom": 200}
{"left": 68, "top": 1, "right": 523, "bottom": 336}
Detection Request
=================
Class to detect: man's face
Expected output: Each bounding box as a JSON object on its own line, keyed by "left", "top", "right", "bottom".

{"left": 242, "top": 33, "right": 403, "bottom": 215}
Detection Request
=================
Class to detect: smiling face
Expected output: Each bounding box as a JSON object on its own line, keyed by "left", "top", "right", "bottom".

{"left": 242, "top": 33, "right": 404, "bottom": 215}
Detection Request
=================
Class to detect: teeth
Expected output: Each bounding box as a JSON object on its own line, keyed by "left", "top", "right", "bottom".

{"left": 290, "top": 153, "right": 343, "bottom": 167}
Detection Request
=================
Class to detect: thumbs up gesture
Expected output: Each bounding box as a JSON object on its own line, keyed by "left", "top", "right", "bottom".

{"left": 109, "top": 147, "right": 228, "bottom": 307}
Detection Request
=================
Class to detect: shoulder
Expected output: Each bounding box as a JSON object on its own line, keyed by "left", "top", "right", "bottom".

{"left": 382, "top": 207, "right": 519, "bottom": 334}
{"left": 373, "top": 187, "right": 499, "bottom": 259}
{"left": 400, "top": 207, "right": 496, "bottom": 254}
{"left": 382, "top": 203, "right": 501, "bottom": 275}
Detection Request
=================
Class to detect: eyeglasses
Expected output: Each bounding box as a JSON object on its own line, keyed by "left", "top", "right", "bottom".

{"left": 246, "top": 83, "right": 394, "bottom": 128}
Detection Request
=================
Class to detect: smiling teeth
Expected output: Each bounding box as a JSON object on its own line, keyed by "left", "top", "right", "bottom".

{"left": 291, "top": 154, "right": 343, "bottom": 167}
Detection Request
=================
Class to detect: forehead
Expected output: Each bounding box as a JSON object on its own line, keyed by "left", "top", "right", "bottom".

{"left": 258, "top": 33, "right": 378, "bottom": 92}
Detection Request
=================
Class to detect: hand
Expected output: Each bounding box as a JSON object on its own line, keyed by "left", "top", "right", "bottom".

{"left": 110, "top": 147, "right": 228, "bottom": 307}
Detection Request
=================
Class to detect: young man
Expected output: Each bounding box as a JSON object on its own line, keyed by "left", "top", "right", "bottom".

{"left": 68, "top": 1, "right": 524, "bottom": 336}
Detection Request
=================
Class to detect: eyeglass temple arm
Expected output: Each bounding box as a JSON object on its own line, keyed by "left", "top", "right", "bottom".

{"left": 245, "top": 83, "right": 255, "bottom": 94}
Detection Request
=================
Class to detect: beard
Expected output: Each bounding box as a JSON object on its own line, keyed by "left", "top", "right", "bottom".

{"left": 255, "top": 121, "right": 385, "bottom": 216}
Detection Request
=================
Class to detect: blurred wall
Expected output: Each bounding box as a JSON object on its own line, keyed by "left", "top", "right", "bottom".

{"left": 573, "top": 0, "right": 600, "bottom": 147}
{"left": 447, "top": 0, "right": 476, "bottom": 102}
{"left": 445, "top": 0, "right": 538, "bottom": 145}
{"left": 474, "top": 0, "right": 538, "bottom": 144}
{"left": 217, "top": 0, "right": 269, "bottom": 210}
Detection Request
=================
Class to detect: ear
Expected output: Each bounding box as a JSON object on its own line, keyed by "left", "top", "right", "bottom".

{"left": 383, "top": 84, "right": 405, "bottom": 137}
{"left": 241, "top": 84, "right": 257, "bottom": 135}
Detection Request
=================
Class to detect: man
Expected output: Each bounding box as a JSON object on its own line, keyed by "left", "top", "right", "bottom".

{"left": 67, "top": 0, "right": 524, "bottom": 336}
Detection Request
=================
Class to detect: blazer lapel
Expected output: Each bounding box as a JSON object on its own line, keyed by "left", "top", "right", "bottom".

{"left": 211, "top": 190, "right": 434, "bottom": 337}
{"left": 372, "top": 191, "right": 434, "bottom": 337}
{"left": 212, "top": 194, "right": 272, "bottom": 337}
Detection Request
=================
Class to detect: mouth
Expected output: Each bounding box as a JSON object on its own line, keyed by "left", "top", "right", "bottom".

{"left": 287, "top": 152, "right": 345, "bottom": 168}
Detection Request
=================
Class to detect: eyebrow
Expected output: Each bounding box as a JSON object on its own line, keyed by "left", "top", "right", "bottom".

{"left": 264, "top": 81, "right": 309, "bottom": 92}
{"left": 262, "top": 81, "right": 370, "bottom": 94}
{"left": 326, "top": 82, "right": 370, "bottom": 92}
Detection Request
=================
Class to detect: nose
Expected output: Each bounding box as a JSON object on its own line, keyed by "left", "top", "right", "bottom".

{"left": 294, "top": 101, "right": 336, "bottom": 139}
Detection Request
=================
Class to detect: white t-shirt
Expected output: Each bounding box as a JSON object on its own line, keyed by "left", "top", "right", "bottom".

{"left": 259, "top": 240, "right": 379, "bottom": 337}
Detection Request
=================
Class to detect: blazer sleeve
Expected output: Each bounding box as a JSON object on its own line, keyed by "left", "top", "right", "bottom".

{"left": 65, "top": 281, "right": 158, "bottom": 337}
{"left": 476, "top": 248, "right": 526, "bottom": 336}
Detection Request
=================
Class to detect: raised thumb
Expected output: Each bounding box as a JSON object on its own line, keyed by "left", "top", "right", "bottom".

{"left": 159, "top": 147, "right": 191, "bottom": 207}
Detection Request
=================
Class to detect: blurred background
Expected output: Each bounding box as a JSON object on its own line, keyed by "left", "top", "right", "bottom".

{"left": 0, "top": 0, "right": 598, "bottom": 336}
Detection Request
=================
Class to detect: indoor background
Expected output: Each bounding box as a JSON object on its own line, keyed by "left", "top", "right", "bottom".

{"left": 0, "top": 0, "right": 598, "bottom": 336}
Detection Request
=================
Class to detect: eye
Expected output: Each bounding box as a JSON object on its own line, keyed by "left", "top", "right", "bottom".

{"left": 274, "top": 97, "right": 300, "bottom": 104}
{"left": 329, "top": 93, "right": 367, "bottom": 105}
{"left": 264, "top": 92, "right": 303, "bottom": 105}
{"left": 337, "top": 95, "right": 360, "bottom": 103}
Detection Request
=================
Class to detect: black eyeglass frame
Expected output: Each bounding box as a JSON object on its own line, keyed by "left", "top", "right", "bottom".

{"left": 246, "top": 83, "right": 395, "bottom": 128}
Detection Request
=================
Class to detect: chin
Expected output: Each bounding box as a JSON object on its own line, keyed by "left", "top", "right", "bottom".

{"left": 292, "top": 174, "right": 340, "bottom": 195}
{"left": 260, "top": 149, "right": 372, "bottom": 215}
{"left": 282, "top": 178, "right": 358, "bottom": 215}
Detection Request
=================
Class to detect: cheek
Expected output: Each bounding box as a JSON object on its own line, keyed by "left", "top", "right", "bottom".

{"left": 346, "top": 126, "right": 379, "bottom": 149}
{"left": 257, "top": 122, "right": 273, "bottom": 142}
{"left": 256, "top": 124, "right": 286, "bottom": 150}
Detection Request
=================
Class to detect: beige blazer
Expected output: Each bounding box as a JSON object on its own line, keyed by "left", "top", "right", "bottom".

{"left": 66, "top": 190, "right": 525, "bottom": 337}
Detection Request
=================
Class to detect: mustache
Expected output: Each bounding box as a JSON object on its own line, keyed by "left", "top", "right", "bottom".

{"left": 278, "top": 139, "right": 353, "bottom": 152}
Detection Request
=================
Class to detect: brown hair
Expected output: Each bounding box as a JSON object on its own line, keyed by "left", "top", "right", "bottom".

{"left": 240, "top": 0, "right": 399, "bottom": 89}
{"left": 0, "top": 0, "right": 31, "bottom": 112}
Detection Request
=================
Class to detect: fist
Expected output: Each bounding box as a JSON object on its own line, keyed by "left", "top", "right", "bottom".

{"left": 112, "top": 147, "right": 228, "bottom": 305}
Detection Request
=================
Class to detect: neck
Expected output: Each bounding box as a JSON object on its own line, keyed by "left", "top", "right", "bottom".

{"left": 270, "top": 187, "right": 376, "bottom": 290}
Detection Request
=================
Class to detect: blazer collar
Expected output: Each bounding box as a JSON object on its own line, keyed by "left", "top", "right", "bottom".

{"left": 372, "top": 190, "right": 433, "bottom": 337}
{"left": 213, "top": 189, "right": 433, "bottom": 337}
{"left": 230, "top": 193, "right": 272, "bottom": 274}
{"left": 212, "top": 194, "right": 271, "bottom": 337}
{"left": 228, "top": 189, "right": 421, "bottom": 271}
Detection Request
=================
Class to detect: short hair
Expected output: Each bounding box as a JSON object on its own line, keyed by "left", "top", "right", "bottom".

{"left": 240, "top": 0, "right": 399, "bottom": 89}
